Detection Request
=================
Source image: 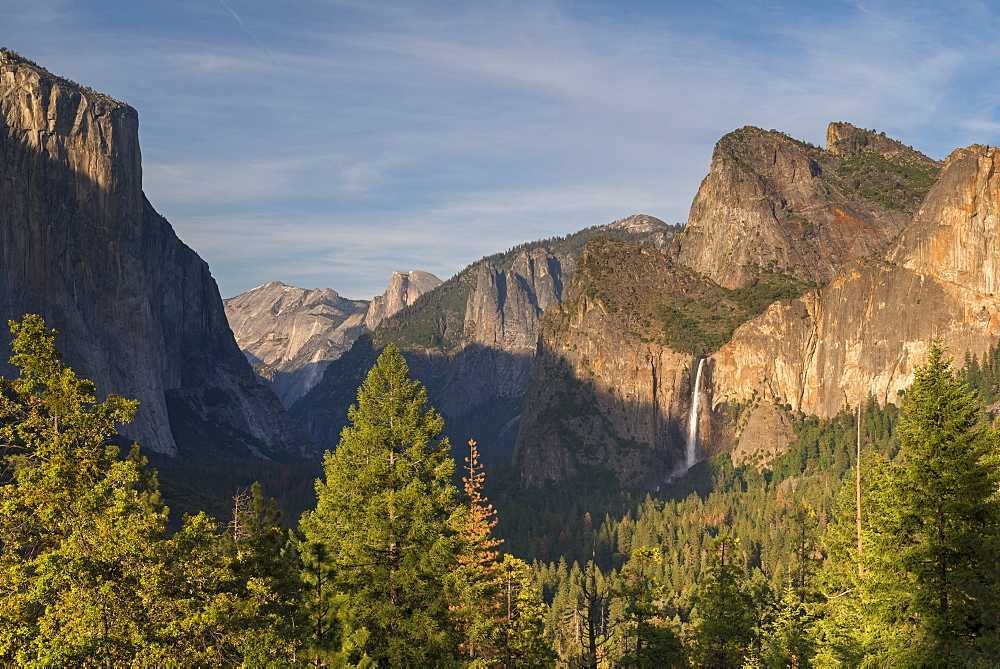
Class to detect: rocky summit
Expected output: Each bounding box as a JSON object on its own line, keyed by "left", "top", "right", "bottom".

{"left": 674, "top": 124, "right": 938, "bottom": 289}
{"left": 224, "top": 271, "right": 441, "bottom": 407}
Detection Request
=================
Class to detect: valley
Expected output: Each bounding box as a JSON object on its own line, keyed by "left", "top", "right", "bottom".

{"left": 4, "top": 46, "right": 1000, "bottom": 664}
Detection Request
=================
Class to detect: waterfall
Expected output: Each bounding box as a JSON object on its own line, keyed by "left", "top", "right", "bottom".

{"left": 686, "top": 357, "right": 706, "bottom": 469}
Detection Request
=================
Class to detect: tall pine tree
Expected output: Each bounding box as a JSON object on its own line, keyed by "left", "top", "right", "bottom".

{"left": 0, "top": 316, "right": 168, "bottom": 664}
{"left": 821, "top": 341, "right": 1000, "bottom": 664}
{"left": 690, "top": 535, "right": 757, "bottom": 668}
{"left": 299, "top": 344, "right": 461, "bottom": 665}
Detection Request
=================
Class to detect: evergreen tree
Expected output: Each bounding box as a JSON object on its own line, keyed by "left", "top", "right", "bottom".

{"left": 614, "top": 547, "right": 685, "bottom": 668}
{"left": 223, "top": 483, "right": 303, "bottom": 662}
{"left": 857, "top": 342, "right": 1000, "bottom": 663}
{"left": 0, "top": 316, "right": 168, "bottom": 664}
{"left": 448, "top": 439, "right": 505, "bottom": 665}
{"left": 690, "top": 535, "right": 756, "bottom": 668}
{"left": 299, "top": 344, "right": 461, "bottom": 665}
{"left": 498, "top": 555, "right": 557, "bottom": 668}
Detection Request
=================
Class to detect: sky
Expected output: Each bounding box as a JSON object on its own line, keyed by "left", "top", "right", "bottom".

{"left": 5, "top": 1, "right": 1000, "bottom": 300}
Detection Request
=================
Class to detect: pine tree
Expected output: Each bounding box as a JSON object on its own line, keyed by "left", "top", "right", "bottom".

{"left": 854, "top": 342, "right": 1000, "bottom": 663}
{"left": 0, "top": 316, "right": 168, "bottom": 664}
{"left": 614, "top": 547, "right": 685, "bottom": 668}
{"left": 223, "top": 482, "right": 302, "bottom": 662}
{"left": 448, "top": 439, "right": 505, "bottom": 665}
{"left": 498, "top": 555, "right": 557, "bottom": 668}
{"left": 690, "top": 535, "right": 757, "bottom": 668}
{"left": 298, "top": 344, "right": 461, "bottom": 665}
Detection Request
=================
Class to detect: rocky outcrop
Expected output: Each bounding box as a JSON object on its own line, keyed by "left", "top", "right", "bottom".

{"left": 712, "top": 143, "right": 1000, "bottom": 419}
{"left": 224, "top": 282, "right": 368, "bottom": 406}
{"left": 515, "top": 127, "right": 1000, "bottom": 488}
{"left": 674, "top": 124, "right": 936, "bottom": 289}
{"left": 225, "top": 272, "right": 440, "bottom": 407}
{"left": 515, "top": 240, "right": 707, "bottom": 485}
{"left": 826, "top": 122, "right": 938, "bottom": 164}
{"left": 365, "top": 270, "right": 442, "bottom": 329}
{"left": 891, "top": 145, "right": 1000, "bottom": 295}
{"left": 0, "top": 50, "right": 307, "bottom": 458}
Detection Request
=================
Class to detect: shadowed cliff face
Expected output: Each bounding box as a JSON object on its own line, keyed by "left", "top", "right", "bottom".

{"left": 514, "top": 239, "right": 736, "bottom": 485}
{"left": 0, "top": 51, "right": 308, "bottom": 458}
{"left": 674, "top": 124, "right": 937, "bottom": 289}
{"left": 292, "top": 216, "right": 680, "bottom": 464}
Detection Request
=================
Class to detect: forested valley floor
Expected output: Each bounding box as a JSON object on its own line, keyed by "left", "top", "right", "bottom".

{"left": 3, "top": 315, "right": 1000, "bottom": 666}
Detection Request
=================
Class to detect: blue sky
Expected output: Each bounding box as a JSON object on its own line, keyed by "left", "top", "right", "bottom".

{"left": 5, "top": 1, "right": 1000, "bottom": 299}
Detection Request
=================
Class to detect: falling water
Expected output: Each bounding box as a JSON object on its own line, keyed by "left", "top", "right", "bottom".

{"left": 686, "top": 357, "right": 706, "bottom": 469}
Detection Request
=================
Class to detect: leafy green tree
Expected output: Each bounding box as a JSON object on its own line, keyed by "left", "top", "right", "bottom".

{"left": 223, "top": 483, "right": 303, "bottom": 662}
{"left": 0, "top": 315, "right": 168, "bottom": 664}
{"left": 498, "top": 555, "right": 557, "bottom": 668}
{"left": 299, "top": 344, "right": 461, "bottom": 665}
{"left": 759, "top": 583, "right": 817, "bottom": 668}
{"left": 820, "top": 342, "right": 1000, "bottom": 664}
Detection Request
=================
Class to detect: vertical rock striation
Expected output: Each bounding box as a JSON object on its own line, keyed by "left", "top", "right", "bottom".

{"left": 364, "top": 270, "right": 443, "bottom": 330}
{"left": 0, "top": 50, "right": 307, "bottom": 457}
{"left": 713, "top": 143, "right": 1000, "bottom": 419}
{"left": 515, "top": 126, "right": 1000, "bottom": 488}
{"left": 292, "top": 216, "right": 679, "bottom": 460}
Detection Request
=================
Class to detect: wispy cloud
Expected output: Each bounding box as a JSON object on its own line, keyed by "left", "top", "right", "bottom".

{"left": 217, "top": 0, "right": 286, "bottom": 71}
{"left": 6, "top": 0, "right": 1000, "bottom": 298}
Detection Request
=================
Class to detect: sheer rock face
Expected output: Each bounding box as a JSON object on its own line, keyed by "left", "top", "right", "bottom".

{"left": 713, "top": 143, "right": 1000, "bottom": 418}
{"left": 674, "top": 125, "right": 920, "bottom": 289}
{"left": 465, "top": 249, "right": 561, "bottom": 353}
{"left": 515, "top": 243, "right": 699, "bottom": 486}
{"left": 515, "top": 129, "right": 1000, "bottom": 488}
{"left": 711, "top": 261, "right": 1000, "bottom": 418}
{"left": 0, "top": 51, "right": 307, "bottom": 457}
{"left": 224, "top": 282, "right": 368, "bottom": 406}
{"left": 891, "top": 145, "right": 1000, "bottom": 295}
{"left": 364, "top": 270, "right": 442, "bottom": 330}
{"left": 225, "top": 272, "right": 440, "bottom": 407}
{"left": 292, "top": 216, "right": 678, "bottom": 456}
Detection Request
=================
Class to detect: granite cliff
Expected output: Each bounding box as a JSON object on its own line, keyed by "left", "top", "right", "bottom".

{"left": 711, "top": 143, "right": 1000, "bottom": 424}
{"left": 0, "top": 50, "right": 307, "bottom": 458}
{"left": 674, "top": 124, "right": 937, "bottom": 289}
{"left": 224, "top": 282, "right": 368, "bottom": 406}
{"left": 365, "top": 270, "right": 442, "bottom": 329}
{"left": 514, "top": 124, "right": 1000, "bottom": 487}
{"left": 224, "top": 271, "right": 440, "bottom": 406}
